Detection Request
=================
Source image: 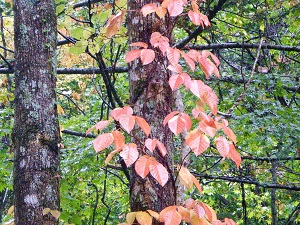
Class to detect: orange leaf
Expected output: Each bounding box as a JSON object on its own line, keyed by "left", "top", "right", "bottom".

{"left": 140, "top": 49, "right": 155, "bottom": 65}
{"left": 120, "top": 143, "right": 139, "bottom": 167}
{"left": 178, "top": 167, "right": 193, "bottom": 189}
{"left": 159, "top": 206, "right": 179, "bottom": 223}
{"left": 106, "top": 10, "right": 126, "bottom": 38}
{"left": 186, "top": 129, "right": 210, "bottom": 156}
{"left": 149, "top": 158, "right": 169, "bottom": 186}
{"left": 130, "top": 42, "right": 148, "bottom": 48}
{"left": 145, "top": 138, "right": 156, "bottom": 152}
{"left": 156, "top": 6, "right": 167, "bottom": 18}
{"left": 191, "top": 175, "right": 202, "bottom": 194}
{"left": 135, "top": 116, "right": 151, "bottom": 136}
{"left": 169, "top": 74, "right": 184, "bottom": 90}
{"left": 163, "top": 111, "right": 179, "bottom": 126}
{"left": 125, "top": 49, "right": 142, "bottom": 63}
{"left": 112, "top": 130, "right": 125, "bottom": 150}
{"left": 177, "top": 206, "right": 190, "bottom": 223}
{"left": 168, "top": 115, "right": 186, "bottom": 135}
{"left": 141, "top": 3, "right": 157, "bottom": 17}
{"left": 147, "top": 210, "right": 159, "bottom": 220}
{"left": 199, "top": 202, "right": 217, "bottom": 222}
{"left": 136, "top": 211, "right": 153, "bottom": 225}
{"left": 105, "top": 149, "right": 122, "bottom": 165}
{"left": 216, "top": 136, "right": 230, "bottom": 158}
{"left": 93, "top": 133, "right": 114, "bottom": 153}
{"left": 119, "top": 114, "right": 135, "bottom": 133}
{"left": 156, "top": 140, "right": 167, "bottom": 157}
{"left": 228, "top": 144, "right": 241, "bottom": 167}
{"left": 135, "top": 156, "right": 150, "bottom": 178}
{"left": 198, "top": 121, "right": 217, "bottom": 138}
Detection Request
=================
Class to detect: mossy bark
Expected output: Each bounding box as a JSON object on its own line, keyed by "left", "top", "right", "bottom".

{"left": 127, "top": 1, "right": 176, "bottom": 223}
{"left": 12, "top": 0, "right": 60, "bottom": 224}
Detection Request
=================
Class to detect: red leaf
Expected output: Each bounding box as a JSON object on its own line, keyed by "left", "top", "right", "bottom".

{"left": 125, "top": 51, "right": 141, "bottom": 65}
{"left": 119, "top": 115, "right": 135, "bottom": 133}
{"left": 169, "top": 74, "right": 184, "bottom": 90}
{"left": 198, "top": 121, "right": 217, "bottom": 138}
{"left": 228, "top": 144, "right": 241, "bottom": 167}
{"left": 125, "top": 49, "right": 141, "bottom": 63}
{"left": 111, "top": 107, "right": 126, "bottom": 120}
{"left": 167, "top": 64, "right": 182, "bottom": 73}
{"left": 140, "top": 49, "right": 155, "bottom": 65}
{"left": 163, "top": 111, "right": 179, "bottom": 126}
{"left": 120, "top": 143, "right": 139, "bottom": 167}
{"left": 149, "top": 158, "right": 169, "bottom": 186}
{"left": 150, "top": 32, "right": 170, "bottom": 53}
{"left": 162, "top": 208, "right": 182, "bottom": 225}
{"left": 167, "top": 1, "right": 184, "bottom": 17}
{"left": 86, "top": 120, "right": 110, "bottom": 135}
{"left": 135, "top": 116, "right": 151, "bottom": 136}
{"left": 181, "top": 51, "right": 195, "bottom": 72}
{"left": 181, "top": 73, "right": 192, "bottom": 90}
{"left": 135, "top": 155, "right": 150, "bottom": 178}
{"left": 221, "top": 120, "right": 237, "bottom": 144}
{"left": 168, "top": 115, "right": 186, "bottom": 135}
{"left": 185, "top": 129, "right": 210, "bottom": 156}
{"left": 141, "top": 3, "right": 157, "bottom": 17}
{"left": 216, "top": 136, "right": 230, "bottom": 158}
{"left": 181, "top": 113, "right": 192, "bottom": 131}
{"left": 167, "top": 47, "right": 181, "bottom": 66}
{"left": 112, "top": 130, "right": 125, "bottom": 150}
{"left": 188, "top": 10, "right": 203, "bottom": 26}
{"left": 192, "top": 204, "right": 205, "bottom": 219}
{"left": 129, "top": 42, "right": 148, "bottom": 48}
{"left": 156, "top": 140, "right": 167, "bottom": 157}
{"left": 145, "top": 138, "right": 156, "bottom": 152}
{"left": 93, "top": 133, "right": 114, "bottom": 153}
{"left": 190, "top": 80, "right": 218, "bottom": 115}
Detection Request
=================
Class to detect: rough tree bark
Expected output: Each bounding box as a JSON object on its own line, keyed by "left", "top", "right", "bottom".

{"left": 127, "top": 0, "right": 176, "bottom": 221}
{"left": 12, "top": 0, "right": 60, "bottom": 224}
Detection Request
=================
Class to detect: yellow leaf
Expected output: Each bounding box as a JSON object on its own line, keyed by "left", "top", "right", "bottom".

{"left": 42, "top": 208, "right": 51, "bottom": 215}
{"left": 136, "top": 211, "right": 153, "bottom": 225}
{"left": 50, "top": 210, "right": 61, "bottom": 219}
{"left": 72, "top": 92, "right": 81, "bottom": 100}
{"left": 57, "top": 104, "right": 65, "bottom": 115}
{"left": 7, "top": 205, "right": 14, "bottom": 215}
{"left": 126, "top": 211, "right": 137, "bottom": 224}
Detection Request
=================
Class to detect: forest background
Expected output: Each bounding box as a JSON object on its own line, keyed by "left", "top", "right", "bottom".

{"left": 0, "top": 0, "right": 299, "bottom": 224}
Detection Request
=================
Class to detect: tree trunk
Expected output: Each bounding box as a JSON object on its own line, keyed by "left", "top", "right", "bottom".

{"left": 12, "top": 0, "right": 60, "bottom": 224}
{"left": 127, "top": 0, "right": 176, "bottom": 220}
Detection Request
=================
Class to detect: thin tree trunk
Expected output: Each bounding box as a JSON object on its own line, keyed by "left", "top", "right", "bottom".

{"left": 270, "top": 160, "right": 278, "bottom": 225}
{"left": 127, "top": 1, "right": 176, "bottom": 222}
{"left": 13, "top": 0, "right": 60, "bottom": 224}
